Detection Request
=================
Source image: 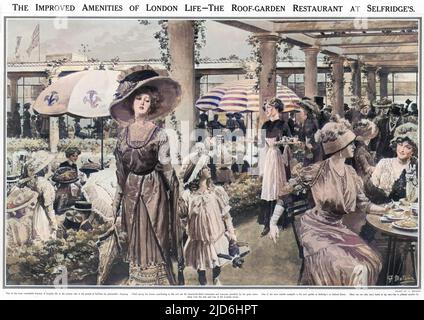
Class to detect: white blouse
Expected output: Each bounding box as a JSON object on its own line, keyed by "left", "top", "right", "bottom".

{"left": 371, "top": 158, "right": 409, "bottom": 196}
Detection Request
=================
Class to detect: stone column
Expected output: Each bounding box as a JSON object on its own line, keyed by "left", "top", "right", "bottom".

{"left": 350, "top": 60, "right": 362, "bottom": 97}
{"left": 379, "top": 70, "right": 389, "bottom": 99}
{"left": 302, "top": 46, "right": 320, "bottom": 99}
{"left": 366, "top": 66, "right": 377, "bottom": 102}
{"left": 168, "top": 20, "right": 196, "bottom": 159}
{"left": 255, "top": 33, "right": 280, "bottom": 125}
{"left": 7, "top": 74, "right": 21, "bottom": 112}
{"left": 331, "top": 55, "right": 345, "bottom": 116}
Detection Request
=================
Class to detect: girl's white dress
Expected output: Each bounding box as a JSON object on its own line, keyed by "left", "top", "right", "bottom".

{"left": 179, "top": 186, "right": 233, "bottom": 270}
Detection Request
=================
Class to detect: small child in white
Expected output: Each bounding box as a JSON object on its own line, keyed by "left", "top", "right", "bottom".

{"left": 179, "top": 154, "right": 237, "bottom": 285}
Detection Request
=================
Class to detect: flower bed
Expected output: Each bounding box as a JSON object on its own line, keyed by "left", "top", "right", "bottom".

{"left": 58, "top": 138, "right": 117, "bottom": 154}
{"left": 7, "top": 138, "right": 49, "bottom": 153}
{"left": 224, "top": 174, "right": 263, "bottom": 216}
{"left": 6, "top": 226, "right": 110, "bottom": 285}
{"left": 6, "top": 138, "right": 117, "bottom": 154}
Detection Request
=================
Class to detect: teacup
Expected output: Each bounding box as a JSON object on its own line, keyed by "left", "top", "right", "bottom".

{"left": 399, "top": 198, "right": 410, "bottom": 206}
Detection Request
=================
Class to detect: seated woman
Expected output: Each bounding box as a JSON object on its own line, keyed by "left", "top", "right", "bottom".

{"left": 367, "top": 123, "right": 418, "bottom": 204}
{"left": 362, "top": 123, "right": 418, "bottom": 284}
{"left": 60, "top": 147, "right": 81, "bottom": 171}
{"left": 11, "top": 151, "right": 58, "bottom": 243}
{"left": 269, "top": 117, "right": 387, "bottom": 286}
{"left": 52, "top": 167, "right": 81, "bottom": 215}
{"left": 54, "top": 147, "right": 87, "bottom": 214}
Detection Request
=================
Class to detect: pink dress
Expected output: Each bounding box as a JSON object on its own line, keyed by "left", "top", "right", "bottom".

{"left": 298, "top": 159, "right": 382, "bottom": 286}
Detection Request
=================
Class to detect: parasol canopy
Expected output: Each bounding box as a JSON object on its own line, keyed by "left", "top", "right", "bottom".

{"left": 33, "top": 70, "right": 120, "bottom": 118}
{"left": 195, "top": 79, "right": 300, "bottom": 113}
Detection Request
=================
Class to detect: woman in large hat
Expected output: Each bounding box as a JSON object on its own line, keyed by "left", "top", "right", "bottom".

{"left": 369, "top": 122, "right": 418, "bottom": 204}
{"left": 269, "top": 117, "right": 387, "bottom": 286}
{"left": 6, "top": 185, "right": 38, "bottom": 247}
{"left": 110, "top": 66, "right": 183, "bottom": 285}
{"left": 14, "top": 151, "right": 58, "bottom": 242}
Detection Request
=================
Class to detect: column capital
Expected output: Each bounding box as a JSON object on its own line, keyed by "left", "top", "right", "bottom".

{"left": 253, "top": 32, "right": 281, "bottom": 43}
{"left": 278, "top": 72, "right": 291, "bottom": 78}
{"left": 365, "top": 65, "right": 378, "bottom": 73}
{"left": 329, "top": 54, "right": 345, "bottom": 64}
{"left": 7, "top": 73, "right": 21, "bottom": 81}
{"left": 377, "top": 68, "right": 389, "bottom": 76}
{"left": 348, "top": 60, "right": 361, "bottom": 69}
{"left": 302, "top": 46, "right": 320, "bottom": 55}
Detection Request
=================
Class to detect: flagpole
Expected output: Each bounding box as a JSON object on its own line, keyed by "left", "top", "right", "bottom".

{"left": 38, "top": 24, "right": 41, "bottom": 62}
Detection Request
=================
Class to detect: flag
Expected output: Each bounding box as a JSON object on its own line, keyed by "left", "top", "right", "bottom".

{"left": 26, "top": 24, "right": 39, "bottom": 57}
{"left": 15, "top": 36, "right": 22, "bottom": 58}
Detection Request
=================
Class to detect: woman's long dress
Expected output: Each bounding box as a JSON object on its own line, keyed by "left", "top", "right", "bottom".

{"left": 298, "top": 160, "right": 382, "bottom": 286}
{"left": 114, "top": 125, "right": 180, "bottom": 285}
{"left": 31, "top": 177, "right": 56, "bottom": 241}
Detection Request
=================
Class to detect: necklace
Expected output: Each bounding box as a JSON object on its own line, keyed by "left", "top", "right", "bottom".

{"left": 333, "top": 165, "right": 347, "bottom": 190}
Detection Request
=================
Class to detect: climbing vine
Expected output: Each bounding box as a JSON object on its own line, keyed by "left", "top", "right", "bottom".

{"left": 154, "top": 20, "right": 171, "bottom": 71}
{"left": 277, "top": 42, "right": 294, "bottom": 62}
{"left": 138, "top": 20, "right": 150, "bottom": 25}
{"left": 247, "top": 35, "right": 293, "bottom": 90}
{"left": 154, "top": 20, "right": 206, "bottom": 163}
{"left": 193, "top": 20, "right": 207, "bottom": 65}
{"left": 246, "top": 35, "right": 262, "bottom": 89}
{"left": 154, "top": 20, "right": 206, "bottom": 71}
{"left": 323, "top": 55, "right": 336, "bottom": 106}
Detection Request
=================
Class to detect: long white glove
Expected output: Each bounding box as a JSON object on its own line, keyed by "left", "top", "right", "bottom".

{"left": 269, "top": 200, "right": 284, "bottom": 244}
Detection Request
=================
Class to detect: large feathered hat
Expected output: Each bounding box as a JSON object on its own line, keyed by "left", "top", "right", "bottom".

{"left": 353, "top": 119, "right": 379, "bottom": 142}
{"left": 315, "top": 115, "right": 356, "bottom": 155}
{"left": 109, "top": 66, "right": 182, "bottom": 124}
{"left": 298, "top": 99, "right": 321, "bottom": 116}
{"left": 391, "top": 122, "right": 418, "bottom": 149}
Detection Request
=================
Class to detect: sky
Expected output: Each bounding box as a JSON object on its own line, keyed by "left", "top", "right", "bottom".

{"left": 6, "top": 19, "right": 259, "bottom": 62}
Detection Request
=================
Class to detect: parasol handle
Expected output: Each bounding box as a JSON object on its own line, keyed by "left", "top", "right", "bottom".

{"left": 100, "top": 117, "right": 104, "bottom": 170}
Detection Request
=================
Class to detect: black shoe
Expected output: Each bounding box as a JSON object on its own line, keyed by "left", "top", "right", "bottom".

{"left": 261, "top": 227, "right": 270, "bottom": 237}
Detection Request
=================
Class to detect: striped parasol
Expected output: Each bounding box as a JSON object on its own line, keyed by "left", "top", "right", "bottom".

{"left": 196, "top": 79, "right": 300, "bottom": 113}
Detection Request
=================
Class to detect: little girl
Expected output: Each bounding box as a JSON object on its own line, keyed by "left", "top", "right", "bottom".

{"left": 179, "top": 154, "right": 237, "bottom": 285}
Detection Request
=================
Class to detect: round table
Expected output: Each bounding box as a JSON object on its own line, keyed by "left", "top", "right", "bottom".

{"left": 366, "top": 214, "right": 418, "bottom": 285}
